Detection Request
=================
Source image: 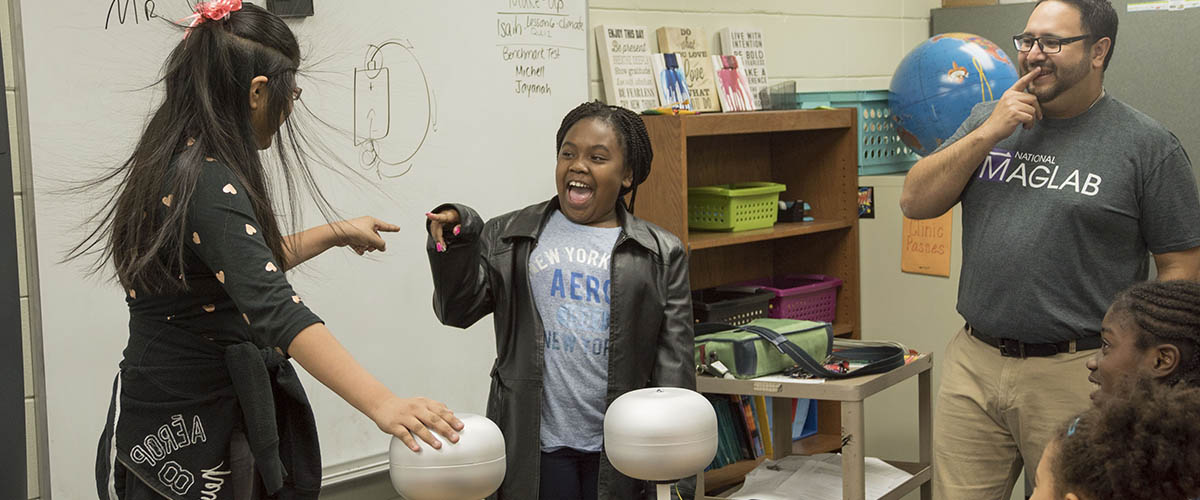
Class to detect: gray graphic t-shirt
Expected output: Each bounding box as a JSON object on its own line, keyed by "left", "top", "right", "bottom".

{"left": 529, "top": 210, "right": 621, "bottom": 452}
{"left": 939, "top": 94, "right": 1200, "bottom": 342}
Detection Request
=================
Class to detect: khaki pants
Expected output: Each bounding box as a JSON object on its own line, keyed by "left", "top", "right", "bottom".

{"left": 932, "top": 326, "right": 1093, "bottom": 500}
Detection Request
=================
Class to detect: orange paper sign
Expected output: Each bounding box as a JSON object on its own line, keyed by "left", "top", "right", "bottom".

{"left": 901, "top": 212, "right": 952, "bottom": 277}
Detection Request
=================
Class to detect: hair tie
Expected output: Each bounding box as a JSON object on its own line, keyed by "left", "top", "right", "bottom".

{"left": 181, "top": 0, "right": 243, "bottom": 38}
{"left": 1067, "top": 416, "right": 1081, "bottom": 437}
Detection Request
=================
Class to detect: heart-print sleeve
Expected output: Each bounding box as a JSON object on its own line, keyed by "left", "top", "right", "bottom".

{"left": 184, "top": 161, "right": 323, "bottom": 352}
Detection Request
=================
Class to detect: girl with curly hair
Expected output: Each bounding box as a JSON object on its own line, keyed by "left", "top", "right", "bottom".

{"left": 1031, "top": 379, "right": 1200, "bottom": 500}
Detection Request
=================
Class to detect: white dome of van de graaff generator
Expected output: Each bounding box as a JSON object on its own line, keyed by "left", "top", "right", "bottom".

{"left": 388, "top": 413, "right": 505, "bottom": 500}
{"left": 603, "top": 387, "right": 718, "bottom": 482}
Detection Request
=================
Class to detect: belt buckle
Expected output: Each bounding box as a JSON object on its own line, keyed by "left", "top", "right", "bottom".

{"left": 999, "top": 338, "right": 1025, "bottom": 358}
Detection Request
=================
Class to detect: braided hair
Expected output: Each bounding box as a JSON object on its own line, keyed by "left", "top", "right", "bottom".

{"left": 1109, "top": 280, "right": 1200, "bottom": 387}
{"left": 555, "top": 101, "right": 653, "bottom": 213}
{"left": 1051, "top": 379, "right": 1200, "bottom": 500}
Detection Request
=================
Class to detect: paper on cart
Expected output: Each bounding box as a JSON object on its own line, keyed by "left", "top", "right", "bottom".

{"left": 726, "top": 453, "right": 913, "bottom": 500}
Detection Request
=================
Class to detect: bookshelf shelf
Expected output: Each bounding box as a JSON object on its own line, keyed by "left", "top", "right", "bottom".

{"left": 791, "top": 433, "right": 844, "bottom": 456}
{"left": 702, "top": 457, "right": 765, "bottom": 494}
{"left": 688, "top": 219, "right": 853, "bottom": 250}
{"left": 679, "top": 109, "right": 852, "bottom": 136}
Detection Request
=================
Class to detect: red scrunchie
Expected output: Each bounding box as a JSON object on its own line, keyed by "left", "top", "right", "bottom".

{"left": 182, "top": 0, "right": 243, "bottom": 38}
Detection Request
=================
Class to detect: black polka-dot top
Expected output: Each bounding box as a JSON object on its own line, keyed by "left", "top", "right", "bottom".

{"left": 125, "top": 152, "right": 322, "bottom": 353}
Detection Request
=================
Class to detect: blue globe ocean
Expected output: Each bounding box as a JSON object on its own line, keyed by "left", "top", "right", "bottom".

{"left": 889, "top": 33, "right": 1019, "bottom": 156}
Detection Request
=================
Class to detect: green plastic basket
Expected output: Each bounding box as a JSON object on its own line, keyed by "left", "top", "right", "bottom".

{"left": 688, "top": 182, "right": 787, "bottom": 232}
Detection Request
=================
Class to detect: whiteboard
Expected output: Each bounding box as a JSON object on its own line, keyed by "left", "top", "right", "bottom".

{"left": 23, "top": 1, "right": 587, "bottom": 497}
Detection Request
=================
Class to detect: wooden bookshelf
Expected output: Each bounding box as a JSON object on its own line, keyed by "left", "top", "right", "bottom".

{"left": 834, "top": 321, "right": 856, "bottom": 338}
{"left": 702, "top": 457, "right": 765, "bottom": 494}
{"left": 637, "top": 108, "right": 864, "bottom": 495}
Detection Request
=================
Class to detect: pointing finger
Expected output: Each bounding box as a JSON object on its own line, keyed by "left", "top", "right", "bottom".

{"left": 374, "top": 219, "right": 401, "bottom": 232}
{"left": 1011, "top": 66, "right": 1041, "bottom": 92}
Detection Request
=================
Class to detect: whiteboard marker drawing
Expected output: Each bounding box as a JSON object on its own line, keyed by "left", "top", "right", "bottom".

{"left": 353, "top": 39, "right": 438, "bottom": 178}
{"left": 105, "top": 0, "right": 158, "bottom": 29}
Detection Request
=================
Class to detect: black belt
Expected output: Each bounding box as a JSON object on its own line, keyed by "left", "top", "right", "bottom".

{"left": 967, "top": 324, "right": 1101, "bottom": 358}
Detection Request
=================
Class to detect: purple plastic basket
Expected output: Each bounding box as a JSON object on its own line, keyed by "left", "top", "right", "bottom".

{"left": 739, "top": 274, "right": 843, "bottom": 322}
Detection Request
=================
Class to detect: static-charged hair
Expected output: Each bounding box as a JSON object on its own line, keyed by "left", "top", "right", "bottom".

{"left": 69, "top": 3, "right": 341, "bottom": 293}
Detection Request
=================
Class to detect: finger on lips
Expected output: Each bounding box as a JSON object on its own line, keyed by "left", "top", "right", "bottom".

{"left": 1012, "top": 67, "right": 1040, "bottom": 90}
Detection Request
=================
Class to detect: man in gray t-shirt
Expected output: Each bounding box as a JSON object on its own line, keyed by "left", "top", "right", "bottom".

{"left": 899, "top": 1, "right": 1200, "bottom": 498}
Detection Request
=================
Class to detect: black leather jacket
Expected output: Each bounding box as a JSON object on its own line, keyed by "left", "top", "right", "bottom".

{"left": 427, "top": 198, "right": 696, "bottom": 500}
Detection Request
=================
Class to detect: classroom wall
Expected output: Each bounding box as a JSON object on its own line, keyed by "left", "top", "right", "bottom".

{"left": 8, "top": 1, "right": 1013, "bottom": 499}
{"left": 5, "top": 0, "right": 42, "bottom": 497}
{"left": 587, "top": 0, "right": 939, "bottom": 98}
{"left": 330, "top": 2, "right": 956, "bottom": 499}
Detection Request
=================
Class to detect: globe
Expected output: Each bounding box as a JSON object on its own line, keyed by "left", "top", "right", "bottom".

{"left": 889, "top": 33, "right": 1019, "bottom": 156}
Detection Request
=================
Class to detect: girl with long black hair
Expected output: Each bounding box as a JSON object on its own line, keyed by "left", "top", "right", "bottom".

{"left": 73, "top": 2, "right": 462, "bottom": 499}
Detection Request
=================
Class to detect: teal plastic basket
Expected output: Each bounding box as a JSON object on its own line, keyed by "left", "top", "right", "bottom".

{"left": 688, "top": 182, "right": 787, "bottom": 232}
{"left": 795, "top": 90, "right": 918, "bottom": 176}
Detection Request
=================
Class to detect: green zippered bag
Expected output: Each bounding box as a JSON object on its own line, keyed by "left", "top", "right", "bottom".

{"left": 694, "top": 318, "right": 832, "bottom": 379}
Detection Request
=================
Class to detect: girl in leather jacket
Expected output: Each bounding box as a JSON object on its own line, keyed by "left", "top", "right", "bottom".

{"left": 425, "top": 101, "right": 695, "bottom": 500}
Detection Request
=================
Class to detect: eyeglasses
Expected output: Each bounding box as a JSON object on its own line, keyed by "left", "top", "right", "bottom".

{"left": 291, "top": 87, "right": 303, "bottom": 101}
{"left": 1012, "top": 34, "right": 1091, "bottom": 54}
